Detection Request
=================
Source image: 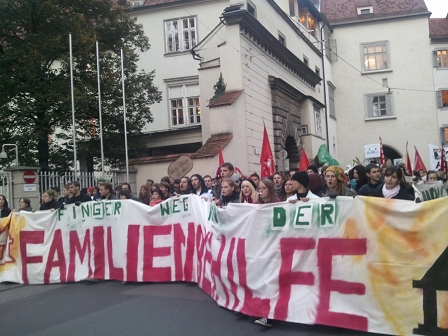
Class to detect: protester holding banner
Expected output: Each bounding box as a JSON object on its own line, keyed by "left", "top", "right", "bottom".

{"left": 17, "top": 198, "right": 32, "bottom": 212}
{"left": 66, "top": 181, "right": 92, "bottom": 204}
{"left": 39, "top": 190, "right": 59, "bottom": 211}
{"left": 159, "top": 182, "right": 172, "bottom": 200}
{"left": 190, "top": 174, "right": 211, "bottom": 200}
{"left": 249, "top": 173, "right": 260, "bottom": 189}
{"left": 0, "top": 195, "right": 11, "bottom": 218}
{"left": 372, "top": 165, "right": 414, "bottom": 200}
{"left": 257, "top": 179, "right": 278, "bottom": 204}
{"left": 150, "top": 189, "right": 164, "bottom": 206}
{"left": 139, "top": 185, "right": 151, "bottom": 205}
{"left": 177, "top": 176, "right": 191, "bottom": 195}
{"left": 323, "top": 166, "right": 357, "bottom": 197}
{"left": 118, "top": 189, "right": 133, "bottom": 200}
{"left": 239, "top": 179, "right": 259, "bottom": 204}
{"left": 273, "top": 172, "right": 284, "bottom": 199}
{"left": 281, "top": 178, "right": 295, "bottom": 201}
{"left": 287, "top": 171, "right": 320, "bottom": 202}
{"left": 426, "top": 170, "right": 440, "bottom": 182}
{"left": 216, "top": 178, "right": 240, "bottom": 207}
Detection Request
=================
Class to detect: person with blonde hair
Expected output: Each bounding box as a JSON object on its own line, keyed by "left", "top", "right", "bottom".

{"left": 239, "top": 179, "right": 259, "bottom": 203}
{"left": 323, "top": 166, "right": 357, "bottom": 197}
{"left": 216, "top": 178, "right": 240, "bottom": 207}
{"left": 40, "top": 189, "right": 59, "bottom": 211}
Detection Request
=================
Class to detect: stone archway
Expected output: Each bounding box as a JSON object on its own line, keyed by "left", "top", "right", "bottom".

{"left": 383, "top": 145, "right": 402, "bottom": 164}
{"left": 269, "top": 76, "right": 304, "bottom": 169}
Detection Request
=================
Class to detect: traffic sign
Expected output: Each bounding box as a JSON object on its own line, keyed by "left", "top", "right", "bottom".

{"left": 23, "top": 170, "right": 36, "bottom": 184}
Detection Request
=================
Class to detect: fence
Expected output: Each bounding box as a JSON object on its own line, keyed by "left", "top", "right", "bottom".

{"left": 39, "top": 171, "right": 120, "bottom": 195}
{"left": 0, "top": 171, "right": 12, "bottom": 206}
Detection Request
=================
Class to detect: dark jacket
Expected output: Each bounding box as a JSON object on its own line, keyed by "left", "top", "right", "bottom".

{"left": 358, "top": 181, "right": 384, "bottom": 196}
{"left": 0, "top": 207, "right": 11, "bottom": 218}
{"left": 40, "top": 199, "right": 60, "bottom": 211}
{"left": 372, "top": 185, "right": 414, "bottom": 201}
{"left": 101, "top": 194, "right": 118, "bottom": 200}
{"left": 66, "top": 193, "right": 92, "bottom": 204}
{"left": 217, "top": 190, "right": 240, "bottom": 207}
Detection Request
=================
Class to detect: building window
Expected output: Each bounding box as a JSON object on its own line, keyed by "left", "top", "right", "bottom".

{"left": 247, "top": 1, "right": 256, "bottom": 17}
{"left": 365, "top": 93, "right": 394, "bottom": 119}
{"left": 303, "top": 55, "right": 309, "bottom": 66}
{"left": 328, "top": 82, "right": 336, "bottom": 118}
{"left": 361, "top": 41, "right": 389, "bottom": 72}
{"left": 165, "top": 17, "right": 197, "bottom": 53}
{"left": 278, "top": 31, "right": 286, "bottom": 46}
{"left": 433, "top": 50, "right": 448, "bottom": 68}
{"left": 131, "top": 1, "right": 142, "bottom": 7}
{"left": 300, "top": 125, "right": 308, "bottom": 135}
{"left": 168, "top": 84, "right": 200, "bottom": 127}
{"left": 357, "top": 6, "right": 373, "bottom": 15}
{"left": 314, "top": 109, "right": 322, "bottom": 137}
{"left": 315, "top": 66, "right": 320, "bottom": 77}
{"left": 437, "top": 90, "right": 448, "bottom": 108}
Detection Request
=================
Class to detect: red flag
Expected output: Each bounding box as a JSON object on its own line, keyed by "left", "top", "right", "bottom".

{"left": 405, "top": 141, "right": 412, "bottom": 176}
{"left": 298, "top": 147, "right": 310, "bottom": 172}
{"left": 219, "top": 148, "right": 224, "bottom": 166}
{"left": 441, "top": 145, "right": 447, "bottom": 178}
{"left": 379, "top": 137, "right": 385, "bottom": 165}
{"left": 260, "top": 125, "right": 275, "bottom": 178}
{"left": 414, "top": 146, "right": 427, "bottom": 172}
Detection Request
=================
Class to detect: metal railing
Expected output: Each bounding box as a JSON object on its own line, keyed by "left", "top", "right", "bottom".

{"left": 39, "top": 171, "right": 120, "bottom": 194}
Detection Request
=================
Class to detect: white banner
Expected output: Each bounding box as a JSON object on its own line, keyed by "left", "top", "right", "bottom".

{"left": 428, "top": 143, "right": 448, "bottom": 170}
{"left": 364, "top": 144, "right": 380, "bottom": 159}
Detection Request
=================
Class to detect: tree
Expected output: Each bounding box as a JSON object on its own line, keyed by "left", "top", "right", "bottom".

{"left": 0, "top": 0, "right": 162, "bottom": 171}
{"left": 211, "top": 73, "right": 226, "bottom": 101}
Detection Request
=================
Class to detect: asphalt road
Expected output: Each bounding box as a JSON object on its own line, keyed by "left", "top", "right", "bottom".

{"left": 0, "top": 281, "right": 388, "bottom": 336}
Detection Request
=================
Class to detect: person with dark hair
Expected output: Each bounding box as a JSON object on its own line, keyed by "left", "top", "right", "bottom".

{"left": 282, "top": 178, "right": 295, "bottom": 200}
{"left": 51, "top": 186, "right": 62, "bottom": 203}
{"left": 249, "top": 173, "right": 260, "bottom": 189}
{"left": 172, "top": 179, "right": 181, "bottom": 194}
{"left": 288, "top": 169, "right": 297, "bottom": 178}
{"left": 348, "top": 165, "right": 368, "bottom": 192}
{"left": 372, "top": 165, "right": 414, "bottom": 200}
{"left": 190, "top": 174, "right": 210, "bottom": 199}
{"left": 118, "top": 189, "right": 133, "bottom": 199}
{"left": 160, "top": 176, "right": 171, "bottom": 185}
{"left": 139, "top": 185, "right": 151, "bottom": 205}
{"left": 287, "top": 172, "right": 320, "bottom": 202}
{"left": 18, "top": 198, "right": 32, "bottom": 212}
{"left": 150, "top": 189, "right": 164, "bottom": 206}
{"left": 66, "top": 181, "right": 92, "bottom": 204}
{"left": 203, "top": 175, "right": 213, "bottom": 189}
{"left": 121, "top": 182, "right": 140, "bottom": 201}
{"left": 307, "top": 165, "right": 319, "bottom": 174}
{"left": 323, "top": 166, "right": 357, "bottom": 197}
{"left": 99, "top": 182, "right": 118, "bottom": 200}
{"left": 220, "top": 162, "right": 241, "bottom": 193}
{"left": 40, "top": 189, "right": 59, "bottom": 211}
{"left": 216, "top": 178, "right": 240, "bottom": 207}
{"left": 308, "top": 174, "right": 323, "bottom": 197}
{"left": 177, "top": 176, "right": 191, "bottom": 195}
{"left": 257, "top": 179, "right": 279, "bottom": 204}
{"left": 358, "top": 163, "right": 384, "bottom": 196}
{"left": 239, "top": 179, "right": 259, "bottom": 203}
{"left": 0, "top": 195, "right": 11, "bottom": 218}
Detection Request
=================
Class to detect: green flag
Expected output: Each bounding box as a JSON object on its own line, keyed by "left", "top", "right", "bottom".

{"left": 317, "top": 144, "right": 339, "bottom": 166}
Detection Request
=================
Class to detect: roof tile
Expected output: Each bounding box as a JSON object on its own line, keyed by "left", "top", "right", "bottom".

{"left": 321, "top": 0, "right": 428, "bottom": 23}
{"left": 429, "top": 18, "right": 448, "bottom": 39}
{"left": 207, "top": 90, "right": 243, "bottom": 108}
{"left": 126, "top": 133, "right": 233, "bottom": 165}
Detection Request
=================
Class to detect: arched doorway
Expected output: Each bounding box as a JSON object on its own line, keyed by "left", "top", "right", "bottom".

{"left": 285, "top": 136, "right": 300, "bottom": 169}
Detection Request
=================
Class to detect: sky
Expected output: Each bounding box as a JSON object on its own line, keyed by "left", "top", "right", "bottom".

{"left": 425, "top": 0, "right": 448, "bottom": 18}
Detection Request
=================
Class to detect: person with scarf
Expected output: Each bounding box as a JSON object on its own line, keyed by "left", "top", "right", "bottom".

{"left": 239, "top": 179, "right": 259, "bottom": 203}
{"left": 216, "top": 178, "right": 240, "bottom": 207}
{"left": 287, "top": 172, "right": 320, "bottom": 202}
{"left": 372, "top": 165, "right": 414, "bottom": 200}
{"left": 149, "top": 189, "right": 164, "bottom": 206}
{"left": 40, "top": 189, "right": 60, "bottom": 211}
{"left": 273, "top": 172, "right": 284, "bottom": 199}
{"left": 323, "top": 166, "right": 357, "bottom": 197}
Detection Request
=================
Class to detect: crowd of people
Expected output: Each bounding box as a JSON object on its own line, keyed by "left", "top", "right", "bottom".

{"left": 0, "top": 161, "right": 442, "bottom": 219}
{"left": 0, "top": 161, "right": 445, "bottom": 326}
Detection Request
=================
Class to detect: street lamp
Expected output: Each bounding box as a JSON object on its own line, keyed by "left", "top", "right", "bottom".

{"left": 0, "top": 144, "right": 19, "bottom": 166}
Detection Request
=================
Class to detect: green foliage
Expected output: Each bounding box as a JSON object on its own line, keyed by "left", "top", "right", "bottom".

{"left": 0, "top": 0, "right": 162, "bottom": 171}
{"left": 212, "top": 73, "right": 226, "bottom": 100}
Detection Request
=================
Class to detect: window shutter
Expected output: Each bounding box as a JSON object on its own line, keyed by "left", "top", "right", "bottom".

{"left": 330, "top": 39, "right": 338, "bottom": 61}
{"left": 385, "top": 94, "right": 393, "bottom": 116}
{"left": 433, "top": 51, "right": 439, "bottom": 68}
{"left": 436, "top": 91, "right": 443, "bottom": 108}
{"left": 365, "top": 95, "right": 374, "bottom": 118}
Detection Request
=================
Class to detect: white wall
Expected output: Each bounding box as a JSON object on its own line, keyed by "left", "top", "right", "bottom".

{"left": 331, "top": 16, "right": 438, "bottom": 167}
{"left": 432, "top": 40, "right": 448, "bottom": 128}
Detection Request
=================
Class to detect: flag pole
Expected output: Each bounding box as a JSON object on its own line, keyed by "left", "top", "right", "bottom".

{"left": 69, "top": 33, "right": 78, "bottom": 180}
{"left": 121, "top": 49, "right": 129, "bottom": 183}
{"left": 96, "top": 41, "right": 105, "bottom": 178}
